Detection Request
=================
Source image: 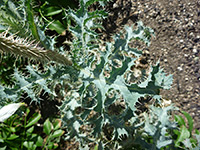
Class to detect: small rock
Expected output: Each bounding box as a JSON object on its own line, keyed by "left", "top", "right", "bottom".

{"left": 177, "top": 66, "right": 183, "bottom": 71}
{"left": 186, "top": 86, "right": 193, "bottom": 91}
{"left": 113, "top": 3, "right": 118, "bottom": 8}
{"left": 194, "top": 57, "right": 199, "bottom": 62}
{"left": 193, "top": 48, "right": 197, "bottom": 53}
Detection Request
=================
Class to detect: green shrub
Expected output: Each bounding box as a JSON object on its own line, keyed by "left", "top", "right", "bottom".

{"left": 0, "top": 106, "right": 64, "bottom": 150}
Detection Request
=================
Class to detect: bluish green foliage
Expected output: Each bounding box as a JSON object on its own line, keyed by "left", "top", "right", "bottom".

{"left": 58, "top": 0, "right": 175, "bottom": 149}
{"left": 59, "top": 18, "right": 174, "bottom": 148}
{"left": 0, "top": 54, "right": 18, "bottom": 85}
{"left": 67, "top": 0, "right": 108, "bottom": 64}
{"left": 0, "top": 0, "right": 193, "bottom": 149}
{"left": 0, "top": 64, "right": 76, "bottom": 104}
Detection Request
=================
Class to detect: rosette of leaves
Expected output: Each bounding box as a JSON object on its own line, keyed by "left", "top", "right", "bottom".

{"left": 60, "top": 1, "right": 175, "bottom": 148}
{"left": 0, "top": 0, "right": 176, "bottom": 149}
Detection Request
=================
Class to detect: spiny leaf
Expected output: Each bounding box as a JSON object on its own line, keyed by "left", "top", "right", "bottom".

{"left": 153, "top": 62, "right": 173, "bottom": 90}
{"left": 67, "top": 0, "right": 107, "bottom": 63}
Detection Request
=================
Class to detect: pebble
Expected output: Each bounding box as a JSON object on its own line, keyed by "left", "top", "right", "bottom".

{"left": 186, "top": 85, "right": 193, "bottom": 91}
{"left": 177, "top": 66, "right": 183, "bottom": 71}
{"left": 193, "top": 48, "right": 197, "bottom": 53}
{"left": 194, "top": 57, "right": 199, "bottom": 62}
{"left": 113, "top": 3, "right": 118, "bottom": 8}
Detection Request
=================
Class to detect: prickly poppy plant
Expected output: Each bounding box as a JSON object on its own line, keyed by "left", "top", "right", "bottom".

{"left": 2, "top": 0, "right": 199, "bottom": 149}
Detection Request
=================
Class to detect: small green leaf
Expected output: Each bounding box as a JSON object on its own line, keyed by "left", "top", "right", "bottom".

{"left": 173, "top": 129, "right": 180, "bottom": 136}
{"left": 25, "top": 0, "right": 40, "bottom": 41}
{"left": 53, "top": 119, "right": 61, "bottom": 130}
{"left": 44, "top": 7, "right": 62, "bottom": 16}
{"left": 51, "top": 129, "right": 64, "bottom": 138}
{"left": 195, "top": 129, "right": 200, "bottom": 135}
{"left": 0, "top": 138, "right": 4, "bottom": 142}
{"left": 47, "top": 142, "right": 54, "bottom": 149}
{"left": 175, "top": 126, "right": 190, "bottom": 146}
{"left": 174, "top": 115, "right": 185, "bottom": 127}
{"left": 36, "top": 136, "right": 43, "bottom": 147}
{"left": 9, "top": 127, "right": 16, "bottom": 132}
{"left": 23, "top": 141, "right": 37, "bottom": 149}
{"left": 0, "top": 146, "right": 6, "bottom": 150}
{"left": 23, "top": 141, "right": 30, "bottom": 148}
{"left": 94, "top": 144, "right": 98, "bottom": 150}
{"left": 7, "top": 134, "right": 19, "bottom": 140}
{"left": 43, "top": 119, "right": 52, "bottom": 135}
{"left": 182, "top": 111, "right": 193, "bottom": 134}
{"left": 27, "top": 126, "right": 34, "bottom": 133}
{"left": 48, "top": 20, "right": 65, "bottom": 34}
{"left": 26, "top": 113, "right": 41, "bottom": 128}
{"left": 31, "top": 133, "right": 38, "bottom": 139}
{"left": 26, "top": 108, "right": 30, "bottom": 115}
